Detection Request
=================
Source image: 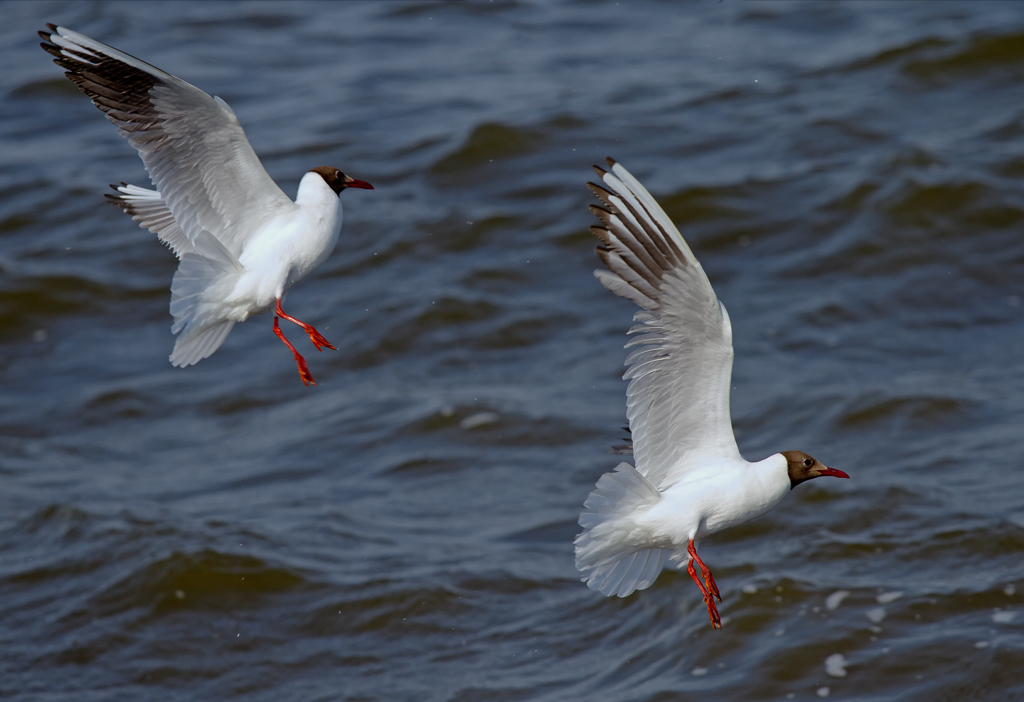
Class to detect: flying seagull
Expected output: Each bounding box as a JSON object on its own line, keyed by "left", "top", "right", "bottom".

{"left": 39, "top": 24, "right": 373, "bottom": 385}
{"left": 574, "top": 159, "right": 849, "bottom": 629}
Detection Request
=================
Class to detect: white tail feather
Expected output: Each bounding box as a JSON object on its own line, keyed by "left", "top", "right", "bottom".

{"left": 575, "top": 462, "right": 666, "bottom": 597}
{"left": 168, "top": 232, "right": 242, "bottom": 367}
{"left": 170, "top": 319, "right": 235, "bottom": 367}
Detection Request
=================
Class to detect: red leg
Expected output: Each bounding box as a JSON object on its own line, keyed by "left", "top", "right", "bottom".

{"left": 274, "top": 317, "right": 316, "bottom": 386}
{"left": 687, "top": 557, "right": 721, "bottom": 630}
{"left": 275, "top": 298, "right": 336, "bottom": 352}
{"left": 688, "top": 539, "right": 721, "bottom": 603}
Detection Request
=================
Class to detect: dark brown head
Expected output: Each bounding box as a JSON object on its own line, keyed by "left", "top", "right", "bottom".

{"left": 782, "top": 450, "right": 849, "bottom": 489}
{"left": 309, "top": 166, "right": 374, "bottom": 196}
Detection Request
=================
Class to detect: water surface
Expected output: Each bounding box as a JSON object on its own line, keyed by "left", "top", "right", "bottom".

{"left": 1, "top": 2, "right": 1023, "bottom": 700}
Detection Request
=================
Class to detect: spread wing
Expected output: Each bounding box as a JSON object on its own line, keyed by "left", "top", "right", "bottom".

{"left": 40, "top": 24, "right": 294, "bottom": 258}
{"left": 588, "top": 159, "right": 740, "bottom": 490}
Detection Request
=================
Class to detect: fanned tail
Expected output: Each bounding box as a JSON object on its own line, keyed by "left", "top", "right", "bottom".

{"left": 575, "top": 463, "right": 666, "bottom": 597}
{"left": 168, "top": 232, "right": 242, "bottom": 367}
{"left": 169, "top": 319, "right": 235, "bottom": 367}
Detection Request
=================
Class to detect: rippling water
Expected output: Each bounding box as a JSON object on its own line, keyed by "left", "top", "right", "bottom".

{"left": 2, "top": 1, "right": 1024, "bottom": 700}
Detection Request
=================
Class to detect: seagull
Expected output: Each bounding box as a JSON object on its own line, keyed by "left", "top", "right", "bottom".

{"left": 574, "top": 159, "right": 849, "bottom": 629}
{"left": 39, "top": 24, "right": 373, "bottom": 385}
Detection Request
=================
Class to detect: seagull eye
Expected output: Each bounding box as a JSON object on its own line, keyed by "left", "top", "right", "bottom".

{"left": 802, "top": 458, "right": 814, "bottom": 468}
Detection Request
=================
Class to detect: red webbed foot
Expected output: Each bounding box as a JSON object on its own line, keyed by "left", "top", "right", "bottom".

{"left": 275, "top": 298, "right": 336, "bottom": 352}
{"left": 304, "top": 326, "right": 336, "bottom": 352}
{"left": 687, "top": 557, "right": 722, "bottom": 629}
{"left": 705, "top": 572, "right": 722, "bottom": 604}
{"left": 274, "top": 317, "right": 317, "bottom": 386}
{"left": 704, "top": 593, "right": 722, "bottom": 629}
{"left": 688, "top": 539, "right": 722, "bottom": 603}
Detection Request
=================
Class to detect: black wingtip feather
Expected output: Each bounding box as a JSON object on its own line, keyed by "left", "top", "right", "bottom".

{"left": 39, "top": 42, "right": 62, "bottom": 60}
{"left": 587, "top": 182, "right": 615, "bottom": 204}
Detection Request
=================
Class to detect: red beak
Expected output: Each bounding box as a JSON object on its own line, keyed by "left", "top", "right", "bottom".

{"left": 818, "top": 467, "right": 850, "bottom": 479}
{"left": 345, "top": 179, "right": 374, "bottom": 190}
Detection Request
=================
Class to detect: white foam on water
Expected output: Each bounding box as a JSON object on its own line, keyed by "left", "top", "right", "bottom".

{"left": 866, "top": 607, "right": 886, "bottom": 624}
{"left": 460, "top": 412, "right": 499, "bottom": 429}
{"left": 825, "top": 590, "right": 850, "bottom": 610}
{"left": 825, "top": 653, "right": 848, "bottom": 678}
{"left": 993, "top": 610, "right": 1016, "bottom": 624}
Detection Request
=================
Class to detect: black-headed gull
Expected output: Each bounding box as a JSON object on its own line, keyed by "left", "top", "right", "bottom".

{"left": 574, "top": 159, "right": 849, "bottom": 629}
{"left": 39, "top": 25, "right": 373, "bottom": 385}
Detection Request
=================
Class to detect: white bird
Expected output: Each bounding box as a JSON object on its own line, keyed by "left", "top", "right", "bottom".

{"left": 39, "top": 24, "right": 373, "bottom": 385}
{"left": 574, "top": 159, "right": 849, "bottom": 629}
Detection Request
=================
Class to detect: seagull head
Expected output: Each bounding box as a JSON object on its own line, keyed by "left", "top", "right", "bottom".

{"left": 781, "top": 450, "right": 849, "bottom": 489}
{"left": 310, "top": 166, "right": 374, "bottom": 195}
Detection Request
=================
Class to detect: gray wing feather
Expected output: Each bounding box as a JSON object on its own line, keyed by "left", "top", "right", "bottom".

{"left": 40, "top": 25, "right": 293, "bottom": 257}
{"left": 106, "top": 184, "right": 193, "bottom": 258}
{"left": 588, "top": 159, "right": 740, "bottom": 490}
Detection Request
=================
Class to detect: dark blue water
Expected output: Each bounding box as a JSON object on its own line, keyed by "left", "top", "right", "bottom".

{"left": 2, "top": 1, "right": 1023, "bottom": 700}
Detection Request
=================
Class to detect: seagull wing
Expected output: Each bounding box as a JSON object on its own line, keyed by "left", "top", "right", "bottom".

{"left": 40, "top": 25, "right": 293, "bottom": 258}
{"left": 589, "top": 159, "right": 741, "bottom": 490}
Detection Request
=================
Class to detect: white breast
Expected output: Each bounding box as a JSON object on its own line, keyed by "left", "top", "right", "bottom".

{"left": 640, "top": 453, "right": 791, "bottom": 546}
{"left": 231, "top": 173, "right": 342, "bottom": 311}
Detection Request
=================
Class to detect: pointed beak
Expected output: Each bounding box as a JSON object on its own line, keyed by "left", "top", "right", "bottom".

{"left": 817, "top": 467, "right": 850, "bottom": 479}
{"left": 342, "top": 176, "right": 374, "bottom": 190}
